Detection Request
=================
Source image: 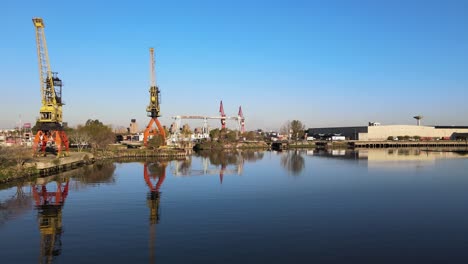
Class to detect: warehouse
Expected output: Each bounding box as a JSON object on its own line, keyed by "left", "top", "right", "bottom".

{"left": 307, "top": 124, "right": 468, "bottom": 141}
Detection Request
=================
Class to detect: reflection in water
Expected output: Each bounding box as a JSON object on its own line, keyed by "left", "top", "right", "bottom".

{"left": 143, "top": 161, "right": 167, "bottom": 264}
{"left": 30, "top": 163, "right": 116, "bottom": 264}
{"left": 178, "top": 150, "right": 265, "bottom": 183}
{"left": 70, "top": 162, "right": 116, "bottom": 187}
{"left": 310, "top": 148, "right": 468, "bottom": 170}
{"left": 144, "top": 162, "right": 166, "bottom": 224}
{"left": 31, "top": 178, "right": 69, "bottom": 264}
{"left": 3, "top": 150, "right": 468, "bottom": 262}
{"left": 280, "top": 150, "right": 305, "bottom": 175}
{"left": 0, "top": 182, "right": 32, "bottom": 227}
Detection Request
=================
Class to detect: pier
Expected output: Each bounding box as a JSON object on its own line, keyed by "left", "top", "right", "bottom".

{"left": 349, "top": 140, "right": 468, "bottom": 149}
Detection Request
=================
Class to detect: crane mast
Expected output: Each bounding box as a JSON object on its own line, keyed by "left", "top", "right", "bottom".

{"left": 143, "top": 48, "right": 166, "bottom": 146}
{"left": 32, "top": 18, "right": 69, "bottom": 156}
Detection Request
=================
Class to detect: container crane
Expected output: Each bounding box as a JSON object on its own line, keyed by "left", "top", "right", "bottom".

{"left": 32, "top": 18, "right": 69, "bottom": 156}
{"left": 143, "top": 48, "right": 166, "bottom": 146}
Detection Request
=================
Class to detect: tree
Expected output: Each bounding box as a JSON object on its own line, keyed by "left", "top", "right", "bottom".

{"left": 209, "top": 128, "right": 220, "bottom": 141}
{"left": 68, "top": 129, "right": 91, "bottom": 152}
{"left": 80, "top": 119, "right": 115, "bottom": 151}
{"left": 226, "top": 130, "right": 237, "bottom": 142}
{"left": 290, "top": 120, "right": 306, "bottom": 141}
{"left": 181, "top": 124, "right": 192, "bottom": 139}
{"left": 243, "top": 131, "right": 257, "bottom": 141}
{"left": 9, "top": 146, "right": 30, "bottom": 172}
{"left": 281, "top": 120, "right": 305, "bottom": 141}
{"left": 387, "top": 136, "right": 394, "bottom": 141}
{"left": 148, "top": 134, "right": 165, "bottom": 149}
{"left": 280, "top": 121, "right": 291, "bottom": 140}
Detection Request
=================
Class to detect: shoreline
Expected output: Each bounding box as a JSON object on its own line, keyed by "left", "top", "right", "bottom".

{"left": 0, "top": 148, "right": 188, "bottom": 184}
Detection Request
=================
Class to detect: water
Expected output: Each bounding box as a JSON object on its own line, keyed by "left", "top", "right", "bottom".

{"left": 1, "top": 149, "right": 468, "bottom": 263}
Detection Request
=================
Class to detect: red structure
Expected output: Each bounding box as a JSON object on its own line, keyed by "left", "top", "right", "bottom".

{"left": 31, "top": 180, "right": 69, "bottom": 263}
{"left": 32, "top": 180, "right": 69, "bottom": 208}
{"left": 238, "top": 106, "right": 245, "bottom": 133}
{"left": 144, "top": 162, "right": 167, "bottom": 224}
{"left": 33, "top": 130, "right": 69, "bottom": 156}
{"left": 220, "top": 100, "right": 226, "bottom": 129}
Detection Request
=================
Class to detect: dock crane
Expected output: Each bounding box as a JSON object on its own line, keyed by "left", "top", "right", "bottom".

{"left": 238, "top": 106, "right": 245, "bottom": 133}
{"left": 143, "top": 48, "right": 166, "bottom": 146}
{"left": 32, "top": 18, "right": 69, "bottom": 156}
{"left": 220, "top": 100, "right": 226, "bottom": 130}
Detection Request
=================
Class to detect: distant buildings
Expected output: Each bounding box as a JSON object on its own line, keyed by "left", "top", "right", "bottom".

{"left": 129, "top": 119, "right": 138, "bottom": 134}
{"left": 0, "top": 123, "right": 33, "bottom": 146}
{"left": 308, "top": 124, "right": 468, "bottom": 141}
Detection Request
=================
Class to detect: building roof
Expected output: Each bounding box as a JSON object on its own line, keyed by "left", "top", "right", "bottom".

{"left": 435, "top": 126, "right": 468, "bottom": 129}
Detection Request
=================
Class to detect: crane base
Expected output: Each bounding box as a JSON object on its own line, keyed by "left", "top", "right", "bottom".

{"left": 143, "top": 118, "right": 166, "bottom": 147}
{"left": 33, "top": 129, "right": 70, "bottom": 157}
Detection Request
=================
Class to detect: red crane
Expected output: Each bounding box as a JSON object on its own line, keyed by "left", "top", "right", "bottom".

{"left": 238, "top": 106, "right": 245, "bottom": 133}
{"left": 220, "top": 100, "right": 226, "bottom": 129}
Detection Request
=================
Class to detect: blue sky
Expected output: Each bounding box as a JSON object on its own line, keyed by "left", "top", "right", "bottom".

{"left": 1, "top": 0, "right": 467, "bottom": 131}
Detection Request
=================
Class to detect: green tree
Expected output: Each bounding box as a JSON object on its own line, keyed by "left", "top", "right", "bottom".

{"left": 209, "top": 128, "right": 220, "bottom": 141}
{"left": 226, "top": 130, "right": 237, "bottom": 142}
{"left": 79, "top": 119, "right": 115, "bottom": 151}
{"left": 244, "top": 131, "right": 257, "bottom": 141}
{"left": 290, "top": 120, "right": 306, "bottom": 141}
{"left": 148, "top": 134, "right": 165, "bottom": 149}
{"left": 218, "top": 128, "right": 228, "bottom": 142}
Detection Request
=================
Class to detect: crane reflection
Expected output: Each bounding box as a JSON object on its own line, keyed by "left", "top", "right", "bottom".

{"left": 31, "top": 177, "right": 69, "bottom": 264}
{"left": 143, "top": 161, "right": 168, "bottom": 264}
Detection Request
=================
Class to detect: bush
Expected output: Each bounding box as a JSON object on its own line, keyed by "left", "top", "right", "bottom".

{"left": 148, "top": 134, "right": 165, "bottom": 149}
{"left": 387, "top": 136, "right": 394, "bottom": 141}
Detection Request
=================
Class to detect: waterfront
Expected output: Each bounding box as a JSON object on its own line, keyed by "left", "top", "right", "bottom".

{"left": 1, "top": 149, "right": 468, "bottom": 263}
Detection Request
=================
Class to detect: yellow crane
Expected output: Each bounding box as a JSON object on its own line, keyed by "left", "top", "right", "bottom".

{"left": 32, "top": 18, "right": 69, "bottom": 156}
{"left": 143, "top": 48, "right": 166, "bottom": 146}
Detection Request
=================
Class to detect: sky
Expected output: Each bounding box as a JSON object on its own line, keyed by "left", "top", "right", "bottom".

{"left": 1, "top": 0, "right": 467, "bottom": 131}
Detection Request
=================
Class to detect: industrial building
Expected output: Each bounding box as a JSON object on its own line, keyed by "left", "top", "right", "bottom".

{"left": 308, "top": 124, "right": 468, "bottom": 141}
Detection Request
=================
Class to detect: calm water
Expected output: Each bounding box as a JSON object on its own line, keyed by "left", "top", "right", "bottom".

{"left": 1, "top": 149, "right": 468, "bottom": 263}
